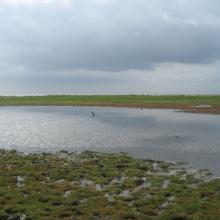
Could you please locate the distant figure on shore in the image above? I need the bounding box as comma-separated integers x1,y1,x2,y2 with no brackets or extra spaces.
91,111,95,118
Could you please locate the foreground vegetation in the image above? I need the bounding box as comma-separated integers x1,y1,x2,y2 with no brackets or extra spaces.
0,150,220,220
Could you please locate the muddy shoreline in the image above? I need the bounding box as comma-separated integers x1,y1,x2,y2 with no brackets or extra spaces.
1,103,220,114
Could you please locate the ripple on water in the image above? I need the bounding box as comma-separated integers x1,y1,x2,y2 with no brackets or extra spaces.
0,106,220,175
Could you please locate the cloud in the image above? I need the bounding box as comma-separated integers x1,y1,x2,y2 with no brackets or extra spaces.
0,0,220,94
1,61,220,95
1,0,220,72
0,0,71,7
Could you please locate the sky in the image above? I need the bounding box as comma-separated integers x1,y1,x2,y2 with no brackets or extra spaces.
0,0,220,95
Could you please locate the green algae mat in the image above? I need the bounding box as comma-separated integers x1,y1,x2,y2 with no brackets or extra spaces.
0,150,220,220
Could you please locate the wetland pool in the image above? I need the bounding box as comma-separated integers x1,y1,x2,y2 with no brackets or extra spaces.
0,106,220,175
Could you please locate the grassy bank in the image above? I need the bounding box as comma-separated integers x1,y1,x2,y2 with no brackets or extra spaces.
0,150,220,219
0,95,220,106
0,95,220,114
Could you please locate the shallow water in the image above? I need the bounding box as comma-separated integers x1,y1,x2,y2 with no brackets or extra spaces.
0,106,220,175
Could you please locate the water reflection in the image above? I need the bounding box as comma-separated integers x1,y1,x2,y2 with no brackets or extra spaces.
0,106,219,175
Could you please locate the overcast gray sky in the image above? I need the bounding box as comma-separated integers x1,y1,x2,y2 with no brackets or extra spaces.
0,0,220,95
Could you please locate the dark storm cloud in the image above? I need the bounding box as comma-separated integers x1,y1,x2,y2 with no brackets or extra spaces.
0,0,220,72
0,0,220,95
